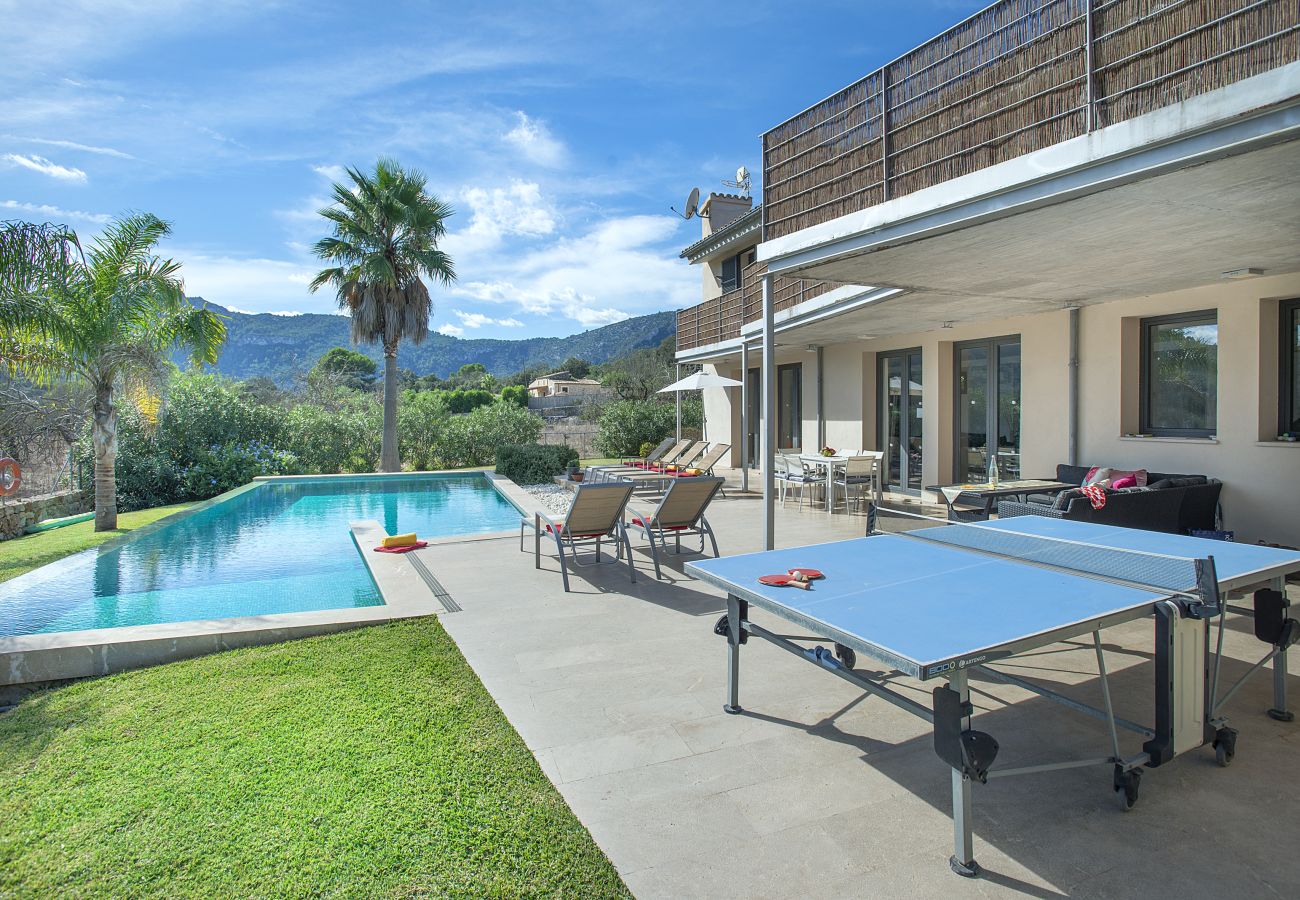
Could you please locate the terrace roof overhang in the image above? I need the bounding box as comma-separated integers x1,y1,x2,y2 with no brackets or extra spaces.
680,206,763,263
754,64,1300,343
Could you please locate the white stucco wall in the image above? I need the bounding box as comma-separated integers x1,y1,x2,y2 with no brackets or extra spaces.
695,272,1300,544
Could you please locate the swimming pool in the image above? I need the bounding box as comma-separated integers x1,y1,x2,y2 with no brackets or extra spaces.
0,474,521,637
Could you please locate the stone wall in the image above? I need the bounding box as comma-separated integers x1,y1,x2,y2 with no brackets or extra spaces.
0,490,91,541
539,420,600,458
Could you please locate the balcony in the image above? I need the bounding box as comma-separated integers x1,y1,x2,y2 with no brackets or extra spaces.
762,0,1300,241
676,261,836,352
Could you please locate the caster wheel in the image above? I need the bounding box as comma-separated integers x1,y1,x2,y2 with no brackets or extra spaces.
834,643,857,670
1113,766,1141,812
1213,726,1237,767
713,615,731,638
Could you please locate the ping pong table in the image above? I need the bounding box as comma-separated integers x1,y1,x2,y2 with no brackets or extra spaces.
686,516,1300,877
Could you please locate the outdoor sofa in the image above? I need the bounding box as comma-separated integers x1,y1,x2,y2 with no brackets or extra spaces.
996,464,1222,534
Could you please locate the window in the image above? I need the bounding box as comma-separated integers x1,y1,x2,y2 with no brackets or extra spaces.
719,249,754,293
1140,311,1218,437
1283,299,1300,436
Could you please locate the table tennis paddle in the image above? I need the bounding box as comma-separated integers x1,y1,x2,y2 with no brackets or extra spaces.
759,574,812,589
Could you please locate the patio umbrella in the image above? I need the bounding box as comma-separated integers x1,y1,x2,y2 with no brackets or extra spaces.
659,371,743,440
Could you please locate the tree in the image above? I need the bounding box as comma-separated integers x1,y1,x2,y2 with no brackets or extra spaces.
558,356,592,379
0,215,225,530
599,346,673,401
309,346,378,392
310,158,456,472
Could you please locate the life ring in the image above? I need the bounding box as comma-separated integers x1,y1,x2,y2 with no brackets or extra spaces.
0,458,20,497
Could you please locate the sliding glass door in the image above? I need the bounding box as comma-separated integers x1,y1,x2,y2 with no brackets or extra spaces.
879,349,923,492
747,363,803,459
955,337,1021,483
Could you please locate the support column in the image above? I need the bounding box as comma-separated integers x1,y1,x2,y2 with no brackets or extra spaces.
816,344,825,450
675,363,682,442
1068,306,1080,466
740,341,750,492
761,275,776,551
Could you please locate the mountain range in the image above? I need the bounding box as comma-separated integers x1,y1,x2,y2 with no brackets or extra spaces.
188,300,678,384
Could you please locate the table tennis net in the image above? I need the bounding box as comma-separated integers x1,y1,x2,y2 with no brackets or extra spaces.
896,518,1212,600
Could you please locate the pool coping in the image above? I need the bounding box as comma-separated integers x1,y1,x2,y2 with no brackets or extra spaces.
0,470,525,691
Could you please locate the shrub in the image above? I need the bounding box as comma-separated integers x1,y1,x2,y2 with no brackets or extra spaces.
398,390,451,470
594,399,702,457
444,388,495,414
431,401,542,469
281,397,382,474
500,384,528,408
495,444,578,485
638,441,654,458
78,372,299,509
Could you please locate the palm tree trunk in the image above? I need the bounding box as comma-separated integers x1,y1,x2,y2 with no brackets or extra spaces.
91,383,118,531
380,343,400,472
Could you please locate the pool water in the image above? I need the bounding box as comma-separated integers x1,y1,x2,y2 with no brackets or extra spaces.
0,475,521,637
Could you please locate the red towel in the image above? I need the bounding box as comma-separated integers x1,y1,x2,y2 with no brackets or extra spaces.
1079,484,1107,510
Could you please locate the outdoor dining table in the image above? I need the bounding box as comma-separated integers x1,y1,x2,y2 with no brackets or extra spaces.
798,454,848,517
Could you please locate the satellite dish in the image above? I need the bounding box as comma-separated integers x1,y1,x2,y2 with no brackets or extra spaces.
682,187,699,220
736,166,749,185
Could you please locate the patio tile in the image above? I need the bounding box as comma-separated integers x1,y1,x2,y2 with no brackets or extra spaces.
428,479,1300,896
549,723,697,783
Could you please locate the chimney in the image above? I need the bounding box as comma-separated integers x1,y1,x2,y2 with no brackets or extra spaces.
700,193,753,238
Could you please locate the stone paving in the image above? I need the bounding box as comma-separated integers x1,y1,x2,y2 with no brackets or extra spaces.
415,476,1300,899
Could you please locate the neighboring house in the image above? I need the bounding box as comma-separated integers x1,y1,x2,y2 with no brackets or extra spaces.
676,0,1300,545
526,372,605,398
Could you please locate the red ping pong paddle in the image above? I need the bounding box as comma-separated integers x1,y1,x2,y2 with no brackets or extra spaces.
759,574,811,589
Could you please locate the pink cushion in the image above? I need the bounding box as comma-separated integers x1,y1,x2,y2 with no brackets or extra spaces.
1111,475,1137,489
1085,466,1148,488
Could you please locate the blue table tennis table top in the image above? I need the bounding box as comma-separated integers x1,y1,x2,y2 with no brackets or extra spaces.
686,518,1300,679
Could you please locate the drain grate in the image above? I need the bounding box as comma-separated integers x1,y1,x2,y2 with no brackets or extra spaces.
407,554,462,613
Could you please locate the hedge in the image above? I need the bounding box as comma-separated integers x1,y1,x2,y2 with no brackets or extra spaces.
495,444,579,485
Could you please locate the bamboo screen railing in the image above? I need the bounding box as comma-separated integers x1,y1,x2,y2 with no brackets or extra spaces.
676,261,836,352
761,0,1299,241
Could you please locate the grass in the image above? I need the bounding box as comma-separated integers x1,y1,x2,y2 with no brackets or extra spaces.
0,503,193,585
0,619,630,898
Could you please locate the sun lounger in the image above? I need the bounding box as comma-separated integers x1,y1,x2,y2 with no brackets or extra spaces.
625,476,724,580
522,481,637,592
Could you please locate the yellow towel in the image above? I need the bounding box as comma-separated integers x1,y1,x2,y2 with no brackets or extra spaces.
382,532,419,548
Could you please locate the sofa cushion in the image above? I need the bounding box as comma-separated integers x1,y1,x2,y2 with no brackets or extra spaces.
1084,466,1148,488
1056,464,1092,486
1149,476,1208,490
1053,488,1084,510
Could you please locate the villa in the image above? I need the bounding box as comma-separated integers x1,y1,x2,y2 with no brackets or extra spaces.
675,0,1300,547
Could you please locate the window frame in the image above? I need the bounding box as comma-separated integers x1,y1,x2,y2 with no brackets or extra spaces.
1281,298,1300,436
1139,309,1219,438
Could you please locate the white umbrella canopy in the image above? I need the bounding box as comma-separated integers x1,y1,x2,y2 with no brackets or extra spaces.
661,370,743,442
658,371,743,393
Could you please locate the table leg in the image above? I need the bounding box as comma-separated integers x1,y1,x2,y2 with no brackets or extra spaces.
948,669,980,877
1268,576,1294,722
724,594,746,714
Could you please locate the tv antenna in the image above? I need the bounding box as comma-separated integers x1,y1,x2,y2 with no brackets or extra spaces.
671,186,701,220
722,166,751,196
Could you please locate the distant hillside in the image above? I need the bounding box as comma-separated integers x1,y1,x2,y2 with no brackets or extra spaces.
187,300,677,384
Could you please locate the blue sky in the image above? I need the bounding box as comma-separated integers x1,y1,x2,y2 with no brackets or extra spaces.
1,0,982,339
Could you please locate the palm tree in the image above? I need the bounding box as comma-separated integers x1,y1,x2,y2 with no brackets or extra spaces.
310,159,456,472
0,214,226,530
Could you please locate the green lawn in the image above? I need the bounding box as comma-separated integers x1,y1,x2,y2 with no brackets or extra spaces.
0,503,193,585
0,619,629,898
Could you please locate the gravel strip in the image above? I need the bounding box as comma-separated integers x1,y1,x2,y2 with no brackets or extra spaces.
518,483,573,516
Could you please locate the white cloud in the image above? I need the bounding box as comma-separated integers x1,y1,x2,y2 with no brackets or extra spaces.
0,199,109,223
311,163,347,182
437,323,464,337
2,154,87,182
165,249,327,314
453,180,556,253
24,137,132,159
453,310,525,328
572,307,631,327
449,213,695,327
503,112,566,168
